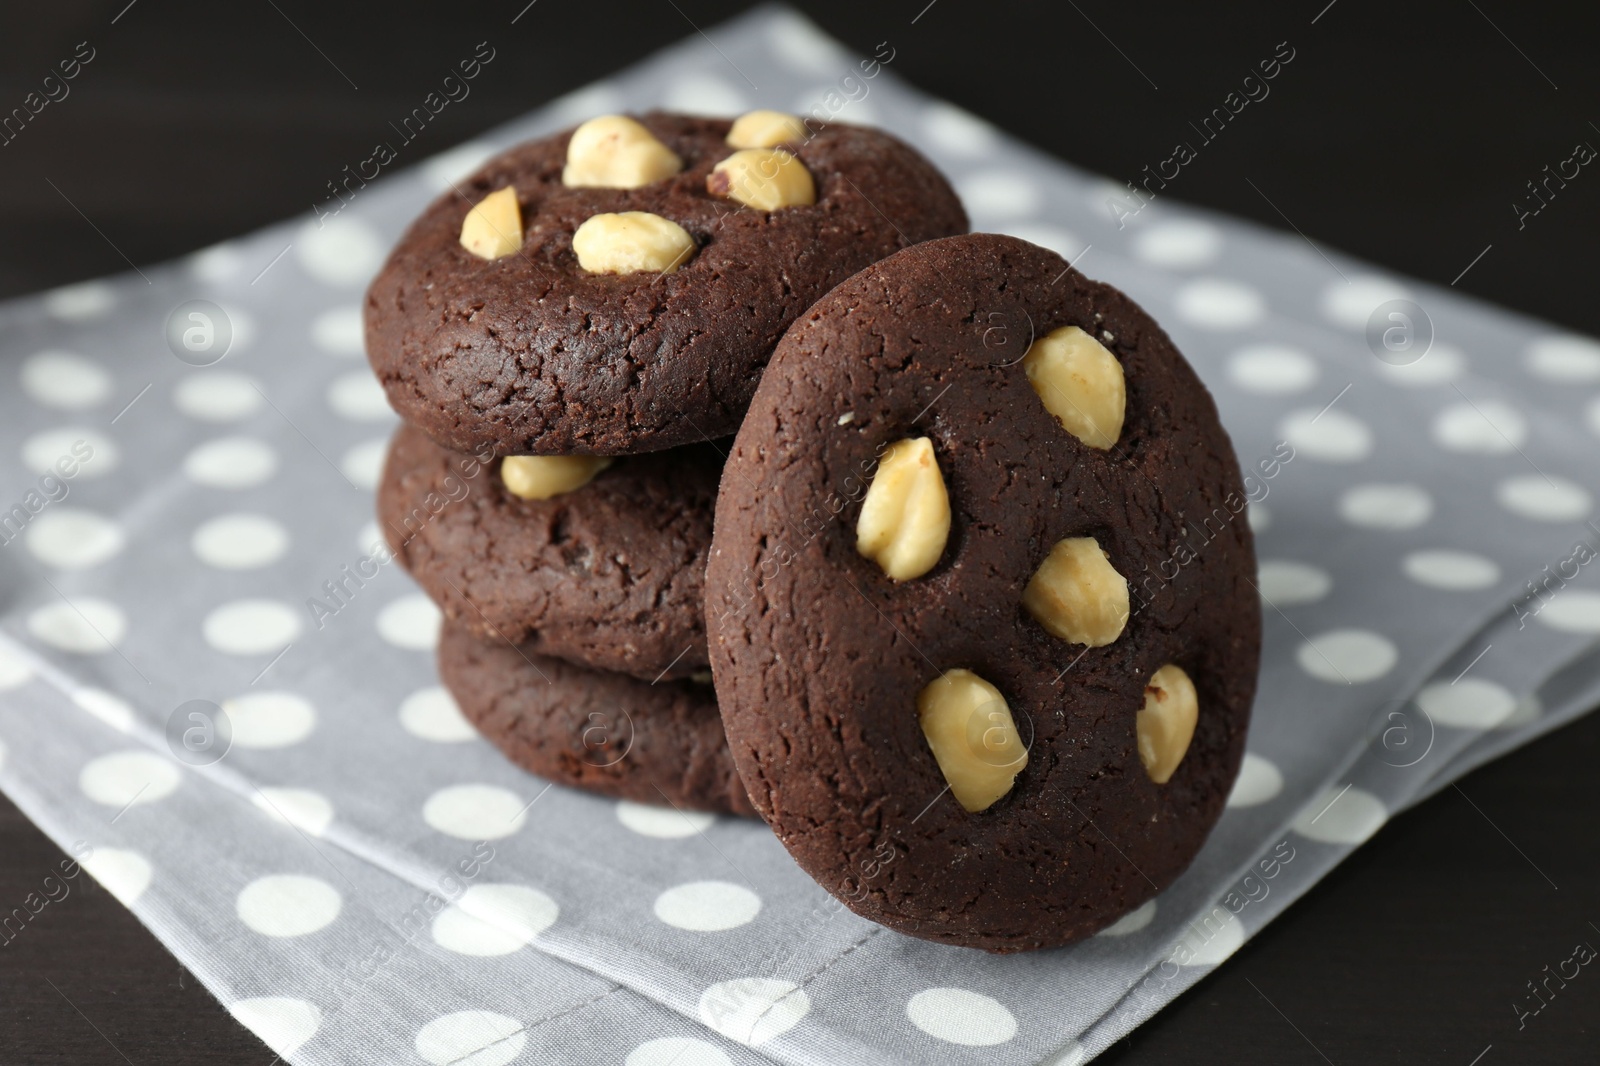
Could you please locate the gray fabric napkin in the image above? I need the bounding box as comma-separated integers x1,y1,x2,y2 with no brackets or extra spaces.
2,7,1597,1064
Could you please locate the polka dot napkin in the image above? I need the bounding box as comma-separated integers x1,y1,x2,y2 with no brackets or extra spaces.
3,8,1599,1065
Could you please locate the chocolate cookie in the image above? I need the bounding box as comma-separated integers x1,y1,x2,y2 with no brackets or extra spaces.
379,421,718,681
706,233,1261,952
438,623,754,817
365,110,968,455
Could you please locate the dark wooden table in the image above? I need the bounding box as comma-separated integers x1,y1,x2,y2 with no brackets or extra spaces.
2,1,1597,1061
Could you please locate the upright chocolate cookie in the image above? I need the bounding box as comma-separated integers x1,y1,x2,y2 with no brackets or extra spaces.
366,110,968,455
439,624,754,817
706,233,1261,952
379,422,717,681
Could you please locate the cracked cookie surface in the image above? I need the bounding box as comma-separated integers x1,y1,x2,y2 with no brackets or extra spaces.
365,112,968,455
706,233,1261,952
379,422,719,681
439,623,754,817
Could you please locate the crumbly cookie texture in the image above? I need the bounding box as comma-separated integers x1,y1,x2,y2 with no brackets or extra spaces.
439,624,755,817
706,233,1260,953
366,111,968,456
379,422,719,681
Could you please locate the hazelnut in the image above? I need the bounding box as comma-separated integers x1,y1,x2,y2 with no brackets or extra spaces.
919,668,1028,812
572,212,697,275
726,109,809,149
855,437,949,581
458,186,523,261
1022,536,1129,646
1137,664,1198,784
561,115,682,189
707,148,815,211
1022,325,1126,449
500,455,613,500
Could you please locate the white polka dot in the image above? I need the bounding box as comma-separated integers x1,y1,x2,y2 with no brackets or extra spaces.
1417,679,1517,730
907,988,1017,1046
424,784,527,839
26,509,124,570
80,751,180,807
23,428,117,478
252,788,335,836
1096,899,1156,936
341,437,387,490
0,645,33,690
203,599,301,655
1293,785,1386,844
1247,503,1270,533
698,979,810,1047
1297,629,1398,684
995,222,1085,263
28,598,127,653
1498,693,1542,731
1256,560,1331,605
663,74,746,114
185,437,278,489
401,687,477,742
766,11,847,73
75,688,134,731
1226,753,1284,808
1227,345,1318,394
295,217,384,287
921,102,997,157
1340,483,1432,529
422,141,497,193
22,350,112,410
617,800,713,838
1497,476,1592,522
1432,399,1526,454
378,594,441,651
1526,335,1600,382
416,1011,526,1066
80,847,153,907
1279,408,1372,462
224,691,316,748
174,372,263,422
1132,219,1222,269
654,881,761,932
44,281,115,321
237,874,341,937
431,884,559,956
357,520,383,555
1321,275,1410,330
627,1037,733,1066
1373,342,1465,386
1403,550,1500,590
1174,278,1264,330
327,371,393,421
189,242,246,283
959,171,1041,220
311,304,365,356
1536,590,1600,633
192,513,289,569
229,997,322,1059
1179,909,1244,966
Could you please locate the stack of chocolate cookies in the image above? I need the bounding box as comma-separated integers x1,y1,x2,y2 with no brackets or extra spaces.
367,110,968,819
368,109,1262,951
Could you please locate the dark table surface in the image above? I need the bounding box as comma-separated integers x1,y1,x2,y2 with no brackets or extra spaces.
1,1,1597,1062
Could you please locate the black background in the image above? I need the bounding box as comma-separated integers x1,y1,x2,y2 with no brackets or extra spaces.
2,1,1597,1062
